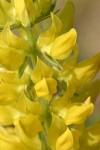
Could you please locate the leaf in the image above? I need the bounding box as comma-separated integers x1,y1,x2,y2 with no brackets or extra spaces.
59,0,75,34
43,53,63,70
18,57,28,79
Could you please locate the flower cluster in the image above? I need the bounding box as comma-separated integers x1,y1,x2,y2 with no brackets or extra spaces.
0,0,100,150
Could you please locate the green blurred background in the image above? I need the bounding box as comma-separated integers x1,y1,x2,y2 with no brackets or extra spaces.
57,0,100,123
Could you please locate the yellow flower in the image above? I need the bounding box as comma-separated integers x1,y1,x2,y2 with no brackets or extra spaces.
0,0,55,28
14,0,54,27
14,113,42,140
50,28,77,60
0,125,41,150
63,97,94,125
80,121,100,150
0,83,19,105
0,92,43,150
31,57,57,99
60,44,79,78
0,1,99,150
0,105,22,126
37,13,62,49
0,127,30,150
37,13,77,60
46,113,66,149
0,91,43,125
52,95,94,125
47,113,80,150
70,53,100,87
60,52,100,88
34,77,57,98
0,68,29,106
0,24,30,70
56,127,73,150
31,57,53,83
51,80,76,112
0,0,18,28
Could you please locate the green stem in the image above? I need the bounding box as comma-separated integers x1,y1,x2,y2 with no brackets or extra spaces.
22,27,37,66
23,28,36,54
43,52,63,70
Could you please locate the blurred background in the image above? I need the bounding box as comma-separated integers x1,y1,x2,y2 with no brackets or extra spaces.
57,0,100,122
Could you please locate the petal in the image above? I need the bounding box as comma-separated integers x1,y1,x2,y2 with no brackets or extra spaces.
71,129,80,149
56,127,73,150
37,13,62,51
70,53,100,87
0,24,29,51
31,57,53,83
0,83,19,105
14,113,42,139
59,0,75,33
14,114,42,149
63,97,94,125
80,121,100,150
0,24,29,70
12,91,43,115
0,47,25,70
0,105,22,126
0,129,29,150
34,78,57,97
50,28,77,60
60,44,79,79
52,80,75,113
0,0,17,27
0,126,41,150
14,0,30,26
0,69,29,85
47,113,66,149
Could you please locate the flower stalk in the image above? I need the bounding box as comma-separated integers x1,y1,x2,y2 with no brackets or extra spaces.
0,0,100,150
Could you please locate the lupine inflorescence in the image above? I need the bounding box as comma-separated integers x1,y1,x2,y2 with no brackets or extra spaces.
0,0,100,150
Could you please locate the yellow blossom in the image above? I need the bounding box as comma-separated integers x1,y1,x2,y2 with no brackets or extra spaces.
31,57,57,99
34,77,57,98
0,24,30,70
0,0,18,28
80,121,100,150
61,52,100,87
31,57,53,83
64,97,94,125
0,83,19,105
14,0,54,27
52,96,94,125
0,68,29,105
46,113,66,149
56,127,73,150
14,113,43,139
0,0,99,150
37,13,77,60
37,13,62,49
0,125,41,150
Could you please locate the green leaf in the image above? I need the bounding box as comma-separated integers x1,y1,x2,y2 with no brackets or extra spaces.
58,0,75,34
43,53,63,71
18,57,28,78
24,80,34,101
38,98,52,129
